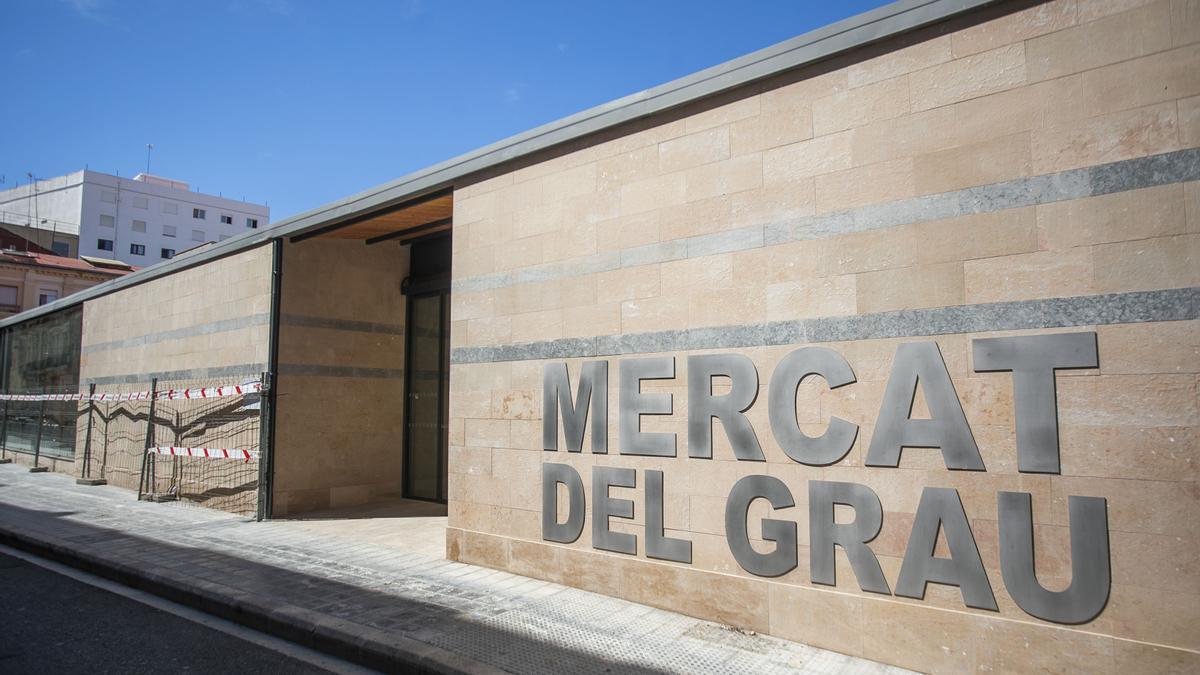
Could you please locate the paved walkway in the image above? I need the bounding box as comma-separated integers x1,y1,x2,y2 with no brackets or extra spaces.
280,497,449,559
0,465,911,674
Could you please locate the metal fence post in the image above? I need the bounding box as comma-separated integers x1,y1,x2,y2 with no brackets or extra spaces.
0,397,9,464
77,383,105,485
256,371,272,522
30,390,48,473
99,401,109,479
169,409,181,500
136,378,159,500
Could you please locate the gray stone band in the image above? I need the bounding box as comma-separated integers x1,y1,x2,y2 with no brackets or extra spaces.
450,287,1199,364
277,363,405,379
453,148,1200,293
82,314,271,355
281,314,405,336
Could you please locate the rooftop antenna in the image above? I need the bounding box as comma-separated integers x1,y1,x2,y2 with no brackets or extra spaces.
146,143,154,175
25,172,38,253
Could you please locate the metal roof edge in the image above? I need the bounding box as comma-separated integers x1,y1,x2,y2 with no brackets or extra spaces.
0,0,1002,331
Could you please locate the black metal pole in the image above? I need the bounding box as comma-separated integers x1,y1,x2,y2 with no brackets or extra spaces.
0,333,10,465
136,379,158,500
77,383,104,485
170,409,181,500
99,401,110,479
0,399,9,465
256,371,272,522
257,237,283,521
30,390,48,473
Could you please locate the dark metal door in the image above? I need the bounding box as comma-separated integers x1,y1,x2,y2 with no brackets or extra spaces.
402,289,449,502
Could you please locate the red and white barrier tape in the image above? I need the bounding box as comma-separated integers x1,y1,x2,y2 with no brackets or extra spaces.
158,383,263,400
0,381,263,402
147,447,260,462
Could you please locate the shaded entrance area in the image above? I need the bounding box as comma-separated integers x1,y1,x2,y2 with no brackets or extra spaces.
401,234,450,503
276,494,447,559
269,190,452,527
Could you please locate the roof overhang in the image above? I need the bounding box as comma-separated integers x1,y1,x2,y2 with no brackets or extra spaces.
289,188,453,245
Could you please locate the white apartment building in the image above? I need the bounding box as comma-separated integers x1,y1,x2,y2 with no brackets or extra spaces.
0,170,269,265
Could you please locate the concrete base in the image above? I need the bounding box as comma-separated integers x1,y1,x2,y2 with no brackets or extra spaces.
145,493,177,503
0,458,11,464
28,466,49,473
75,478,107,486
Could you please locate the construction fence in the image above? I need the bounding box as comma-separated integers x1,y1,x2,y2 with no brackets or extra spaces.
0,375,270,519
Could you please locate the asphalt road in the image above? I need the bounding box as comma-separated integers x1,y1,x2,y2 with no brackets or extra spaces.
0,549,346,674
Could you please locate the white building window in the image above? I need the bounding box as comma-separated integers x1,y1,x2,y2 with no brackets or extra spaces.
132,219,147,233
163,202,178,215
161,248,175,259
99,214,115,227
192,229,206,242
38,290,59,306
101,191,117,204
97,238,114,251
220,214,233,225
163,225,177,237
133,196,149,209
246,218,258,229
130,243,145,256
192,208,206,219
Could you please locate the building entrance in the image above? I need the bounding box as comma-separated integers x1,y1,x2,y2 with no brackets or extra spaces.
402,234,450,503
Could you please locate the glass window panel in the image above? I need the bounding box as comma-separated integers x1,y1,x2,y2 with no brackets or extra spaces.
2,306,82,459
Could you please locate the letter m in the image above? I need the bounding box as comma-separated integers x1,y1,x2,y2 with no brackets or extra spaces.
543,361,608,453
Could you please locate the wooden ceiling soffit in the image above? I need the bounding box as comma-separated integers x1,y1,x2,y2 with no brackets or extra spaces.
294,190,453,243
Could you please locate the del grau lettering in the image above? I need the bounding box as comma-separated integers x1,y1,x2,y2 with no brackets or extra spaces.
540,333,1111,626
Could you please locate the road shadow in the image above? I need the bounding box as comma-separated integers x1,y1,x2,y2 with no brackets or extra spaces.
0,501,674,675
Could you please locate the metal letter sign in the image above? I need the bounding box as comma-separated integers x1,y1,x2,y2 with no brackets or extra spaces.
866,342,984,470
688,354,764,461
973,333,1098,473
543,361,607,453
646,470,692,563
998,491,1110,623
593,466,637,555
896,487,997,610
542,463,584,543
538,332,1115,626
619,357,676,456
725,475,797,577
769,347,859,466
808,480,890,594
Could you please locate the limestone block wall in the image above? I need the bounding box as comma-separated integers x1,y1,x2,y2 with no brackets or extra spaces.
445,1,1200,672
77,244,273,492
271,237,408,516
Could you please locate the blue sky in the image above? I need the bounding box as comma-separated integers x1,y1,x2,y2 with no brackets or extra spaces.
2,0,887,221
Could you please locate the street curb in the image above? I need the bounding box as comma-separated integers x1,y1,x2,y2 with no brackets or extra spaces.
0,521,504,675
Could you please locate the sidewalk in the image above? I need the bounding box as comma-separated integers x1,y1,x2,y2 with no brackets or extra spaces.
0,465,910,674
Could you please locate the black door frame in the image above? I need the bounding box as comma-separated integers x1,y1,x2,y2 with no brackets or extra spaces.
401,286,449,503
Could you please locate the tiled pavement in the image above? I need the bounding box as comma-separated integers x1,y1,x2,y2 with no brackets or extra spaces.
0,465,912,674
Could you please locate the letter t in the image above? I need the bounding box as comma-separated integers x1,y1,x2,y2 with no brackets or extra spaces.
973,332,1098,474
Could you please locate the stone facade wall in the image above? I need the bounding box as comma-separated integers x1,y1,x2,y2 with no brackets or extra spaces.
445,1,1200,672
76,244,273,494
79,245,273,387
271,238,408,516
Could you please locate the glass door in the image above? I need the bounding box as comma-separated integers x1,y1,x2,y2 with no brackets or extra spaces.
402,290,449,502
